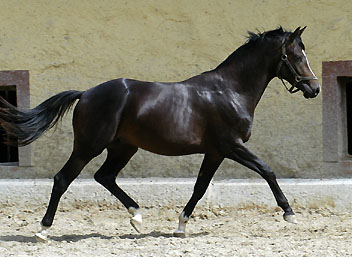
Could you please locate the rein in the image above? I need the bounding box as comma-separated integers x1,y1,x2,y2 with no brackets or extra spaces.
276,43,318,94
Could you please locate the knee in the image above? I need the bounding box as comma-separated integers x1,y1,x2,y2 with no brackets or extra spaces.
260,164,276,180
52,173,68,195
264,169,277,181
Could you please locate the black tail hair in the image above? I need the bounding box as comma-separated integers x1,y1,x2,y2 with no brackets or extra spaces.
0,90,83,146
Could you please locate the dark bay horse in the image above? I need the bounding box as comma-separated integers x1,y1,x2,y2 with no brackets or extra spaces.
0,26,320,240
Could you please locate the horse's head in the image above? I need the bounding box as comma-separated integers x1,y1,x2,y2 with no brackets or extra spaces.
276,26,320,98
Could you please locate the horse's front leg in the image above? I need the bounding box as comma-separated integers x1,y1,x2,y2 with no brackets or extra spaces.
174,153,223,237
224,140,297,223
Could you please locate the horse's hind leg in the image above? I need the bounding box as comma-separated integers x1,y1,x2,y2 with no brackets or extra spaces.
174,153,223,237
36,151,92,242
93,143,141,232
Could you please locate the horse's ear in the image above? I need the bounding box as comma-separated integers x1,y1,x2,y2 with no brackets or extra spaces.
299,26,307,36
287,26,303,44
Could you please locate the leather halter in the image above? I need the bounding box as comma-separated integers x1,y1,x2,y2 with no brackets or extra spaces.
276,43,318,93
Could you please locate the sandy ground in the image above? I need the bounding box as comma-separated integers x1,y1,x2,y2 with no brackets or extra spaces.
0,202,351,257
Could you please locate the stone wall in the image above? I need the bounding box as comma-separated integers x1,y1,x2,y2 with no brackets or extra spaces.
0,0,351,179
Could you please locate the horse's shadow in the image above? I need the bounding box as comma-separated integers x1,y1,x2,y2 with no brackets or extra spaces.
0,235,37,243
118,230,209,239
0,233,112,243
0,231,209,243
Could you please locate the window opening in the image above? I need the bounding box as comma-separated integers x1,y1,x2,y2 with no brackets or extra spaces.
0,86,19,164
347,82,352,155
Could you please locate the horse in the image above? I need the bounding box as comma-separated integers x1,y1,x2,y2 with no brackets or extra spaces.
0,26,320,241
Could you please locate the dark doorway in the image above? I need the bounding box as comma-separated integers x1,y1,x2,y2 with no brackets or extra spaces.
0,86,19,164
347,82,352,155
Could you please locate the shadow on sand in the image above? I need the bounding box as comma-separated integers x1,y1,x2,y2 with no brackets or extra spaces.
118,230,209,239
0,233,112,243
0,231,209,243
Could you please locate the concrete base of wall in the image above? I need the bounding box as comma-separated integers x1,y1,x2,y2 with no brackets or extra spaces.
1,179,351,212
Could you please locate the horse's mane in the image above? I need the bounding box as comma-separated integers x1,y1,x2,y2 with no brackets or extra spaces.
215,26,290,69
246,26,288,44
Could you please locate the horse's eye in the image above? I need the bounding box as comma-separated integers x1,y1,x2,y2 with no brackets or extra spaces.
295,56,304,62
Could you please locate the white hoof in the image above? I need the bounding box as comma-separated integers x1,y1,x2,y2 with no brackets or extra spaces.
283,214,298,224
173,211,188,238
35,225,49,242
35,232,48,242
128,207,142,233
173,229,186,238
130,216,142,233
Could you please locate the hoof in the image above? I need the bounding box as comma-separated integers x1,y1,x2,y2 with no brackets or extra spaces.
174,211,188,238
130,216,142,233
173,230,186,238
35,232,48,243
35,224,49,242
283,213,298,224
128,207,142,233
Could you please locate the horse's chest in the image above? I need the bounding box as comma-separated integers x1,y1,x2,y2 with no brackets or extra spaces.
219,100,253,140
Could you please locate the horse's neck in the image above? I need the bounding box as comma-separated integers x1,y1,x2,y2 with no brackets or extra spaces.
215,46,278,110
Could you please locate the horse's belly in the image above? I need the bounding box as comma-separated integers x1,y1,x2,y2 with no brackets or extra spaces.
140,143,203,156
120,128,204,156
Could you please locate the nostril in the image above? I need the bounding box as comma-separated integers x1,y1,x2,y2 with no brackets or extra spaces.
315,86,320,95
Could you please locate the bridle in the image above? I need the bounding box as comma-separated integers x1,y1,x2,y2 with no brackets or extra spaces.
276,42,318,94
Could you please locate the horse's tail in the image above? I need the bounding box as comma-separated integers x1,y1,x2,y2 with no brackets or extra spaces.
0,90,83,147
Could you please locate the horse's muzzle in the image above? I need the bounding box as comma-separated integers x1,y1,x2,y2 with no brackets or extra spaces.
300,82,320,99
